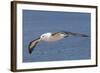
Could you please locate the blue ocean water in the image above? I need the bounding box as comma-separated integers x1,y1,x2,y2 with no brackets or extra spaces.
23,10,91,62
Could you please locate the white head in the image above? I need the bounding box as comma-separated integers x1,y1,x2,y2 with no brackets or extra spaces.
40,32,52,41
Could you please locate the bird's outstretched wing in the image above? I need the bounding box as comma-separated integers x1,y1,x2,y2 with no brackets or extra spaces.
28,38,40,54
62,31,88,37
52,31,88,37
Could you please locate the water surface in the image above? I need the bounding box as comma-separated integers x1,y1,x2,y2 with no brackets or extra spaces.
23,10,91,62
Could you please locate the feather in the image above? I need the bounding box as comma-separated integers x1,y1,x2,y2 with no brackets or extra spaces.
28,38,40,54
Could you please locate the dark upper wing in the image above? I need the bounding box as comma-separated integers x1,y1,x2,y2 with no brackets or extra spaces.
28,38,40,54
62,31,88,37
52,31,88,37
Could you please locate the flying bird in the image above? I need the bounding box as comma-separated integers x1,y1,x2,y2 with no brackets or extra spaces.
28,31,88,54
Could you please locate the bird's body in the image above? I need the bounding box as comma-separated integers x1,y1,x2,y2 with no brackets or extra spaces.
28,31,88,54
40,32,66,42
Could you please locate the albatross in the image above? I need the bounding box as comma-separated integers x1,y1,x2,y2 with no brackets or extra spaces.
28,31,88,54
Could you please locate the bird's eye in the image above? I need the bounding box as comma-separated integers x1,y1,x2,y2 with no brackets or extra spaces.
42,36,44,37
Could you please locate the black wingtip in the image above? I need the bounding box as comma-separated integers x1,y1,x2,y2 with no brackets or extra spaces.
81,34,89,37
29,48,32,54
